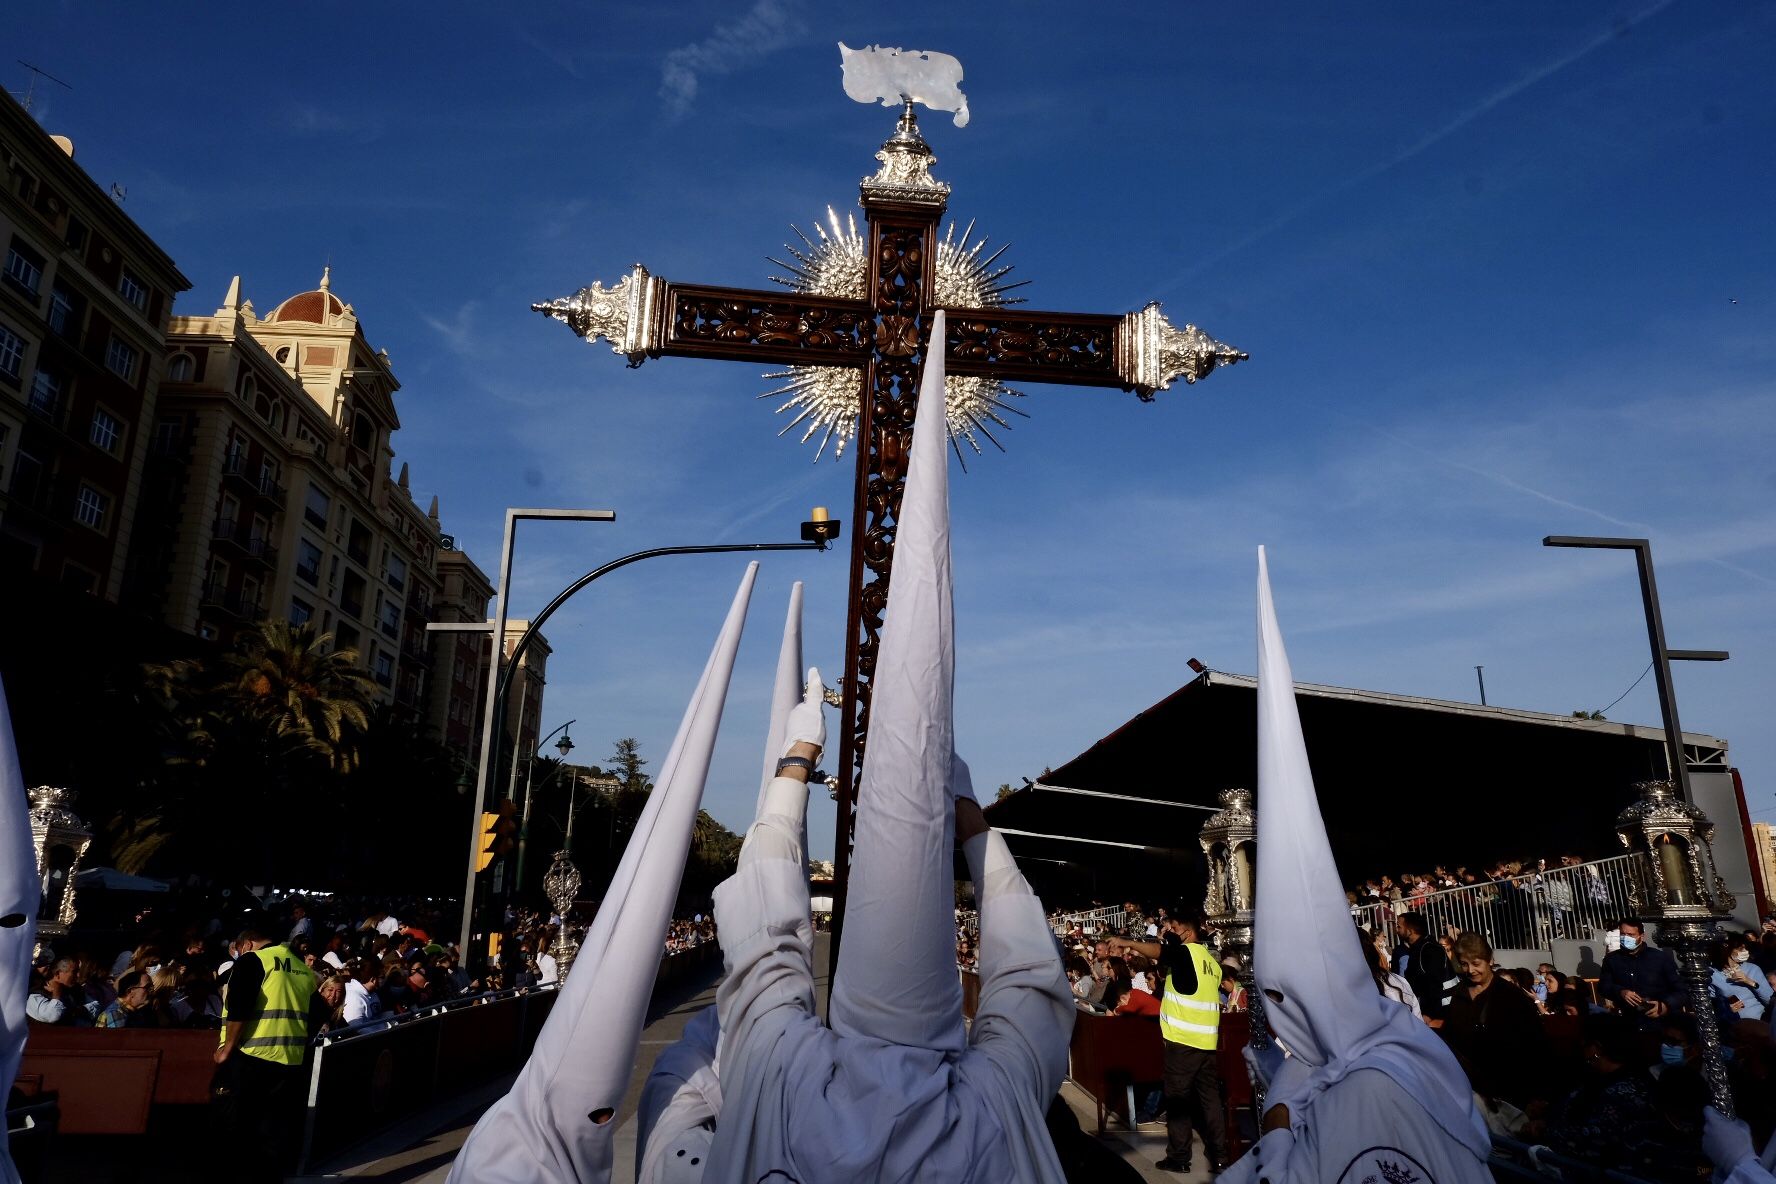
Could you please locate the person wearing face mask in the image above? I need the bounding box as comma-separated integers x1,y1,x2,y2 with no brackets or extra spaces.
1715,936,1774,1024
1599,919,1684,1030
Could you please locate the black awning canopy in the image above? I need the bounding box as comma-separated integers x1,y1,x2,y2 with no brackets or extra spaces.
986,671,1723,900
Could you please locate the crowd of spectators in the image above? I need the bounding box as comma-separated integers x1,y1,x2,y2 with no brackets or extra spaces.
22,890,718,1040
1033,894,1776,1180
1346,853,1624,948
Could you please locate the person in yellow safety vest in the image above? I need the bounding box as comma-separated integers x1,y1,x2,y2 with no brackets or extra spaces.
1112,912,1229,1175
212,925,323,1182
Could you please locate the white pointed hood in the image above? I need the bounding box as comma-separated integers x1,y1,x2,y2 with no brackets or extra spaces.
0,679,38,1184
1252,547,1488,1161
756,582,804,815
829,310,963,1051
450,563,759,1184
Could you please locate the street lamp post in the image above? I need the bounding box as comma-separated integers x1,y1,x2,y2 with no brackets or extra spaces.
1542,536,1729,805
515,723,575,893
431,509,842,963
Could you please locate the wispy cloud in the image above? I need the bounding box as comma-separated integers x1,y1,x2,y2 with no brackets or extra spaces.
283,104,386,143
1143,0,1680,300
659,0,806,121
419,300,489,363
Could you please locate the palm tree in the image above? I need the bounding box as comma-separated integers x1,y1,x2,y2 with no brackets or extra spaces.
222,619,376,769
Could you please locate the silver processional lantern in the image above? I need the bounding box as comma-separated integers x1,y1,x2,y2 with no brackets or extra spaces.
1615,778,1737,1116
29,786,92,948
1199,786,1256,956
542,849,583,982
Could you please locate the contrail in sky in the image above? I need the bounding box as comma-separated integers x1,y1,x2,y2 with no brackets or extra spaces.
1143,0,1679,300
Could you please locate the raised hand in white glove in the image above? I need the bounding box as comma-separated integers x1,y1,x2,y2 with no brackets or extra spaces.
949,751,977,804
1704,1106,1757,1174
782,667,826,757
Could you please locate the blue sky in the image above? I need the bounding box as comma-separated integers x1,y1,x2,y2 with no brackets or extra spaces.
14,2,1774,860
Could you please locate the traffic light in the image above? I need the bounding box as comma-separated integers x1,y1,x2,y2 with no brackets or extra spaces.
477,800,518,872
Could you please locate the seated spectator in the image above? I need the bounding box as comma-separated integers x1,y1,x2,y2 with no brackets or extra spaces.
1064,956,1104,1006
1714,935,1773,1024
1442,931,1552,1112
25,968,66,1025
1534,1014,1662,1171
149,966,189,1026
1219,971,1247,1013
343,959,382,1027
97,971,160,1029
1599,919,1683,1030
1113,983,1161,1018
1356,923,1421,1019
1541,969,1582,1017
31,958,91,1026
315,973,350,1032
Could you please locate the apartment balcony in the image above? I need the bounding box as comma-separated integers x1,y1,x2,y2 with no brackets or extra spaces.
24,388,66,431
400,636,434,666
199,581,267,623
221,455,287,505
210,518,278,568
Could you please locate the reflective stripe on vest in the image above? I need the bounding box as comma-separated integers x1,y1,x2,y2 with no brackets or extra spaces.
220,944,316,1066
1159,943,1222,1050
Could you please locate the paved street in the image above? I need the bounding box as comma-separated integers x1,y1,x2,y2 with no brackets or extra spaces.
291,934,1212,1184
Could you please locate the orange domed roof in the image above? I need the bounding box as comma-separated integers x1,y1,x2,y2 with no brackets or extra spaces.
264,267,348,324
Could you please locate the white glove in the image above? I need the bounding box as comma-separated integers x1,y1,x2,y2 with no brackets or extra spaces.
781,667,826,757
1704,1106,1757,1174
949,751,977,804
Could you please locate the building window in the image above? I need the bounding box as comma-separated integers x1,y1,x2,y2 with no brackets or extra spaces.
350,411,374,452
63,217,88,253
152,416,183,457
385,552,407,591
47,286,76,337
379,598,401,639
0,324,23,379
304,484,330,530
166,353,194,383
295,538,323,586
89,408,122,454
290,597,314,628
74,484,109,531
60,563,97,595
104,336,139,383
117,270,148,311
337,623,361,654
4,239,43,297
0,422,8,486
28,371,60,418
373,650,395,686
346,519,370,566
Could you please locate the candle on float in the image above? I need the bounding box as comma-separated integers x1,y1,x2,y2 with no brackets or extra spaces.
1656,834,1695,905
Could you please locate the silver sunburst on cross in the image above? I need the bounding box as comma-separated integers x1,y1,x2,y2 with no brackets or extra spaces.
762,206,1031,467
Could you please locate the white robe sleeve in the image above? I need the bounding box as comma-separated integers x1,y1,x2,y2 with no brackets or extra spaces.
960,831,1072,1106
951,829,1072,1184
713,776,816,1074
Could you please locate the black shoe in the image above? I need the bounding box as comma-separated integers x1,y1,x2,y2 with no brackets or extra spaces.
1155,1157,1191,1173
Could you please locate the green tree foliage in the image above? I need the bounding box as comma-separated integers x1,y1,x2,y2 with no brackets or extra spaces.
114,621,462,890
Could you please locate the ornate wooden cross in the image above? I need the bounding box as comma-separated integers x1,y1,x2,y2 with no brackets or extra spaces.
534,102,1245,957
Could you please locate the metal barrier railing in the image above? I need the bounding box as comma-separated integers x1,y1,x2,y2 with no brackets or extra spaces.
1354,853,1649,952
1052,905,1133,935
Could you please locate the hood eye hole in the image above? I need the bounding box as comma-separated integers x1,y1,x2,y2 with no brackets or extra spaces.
1263,988,1285,1003
588,1107,614,1125
0,914,25,929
